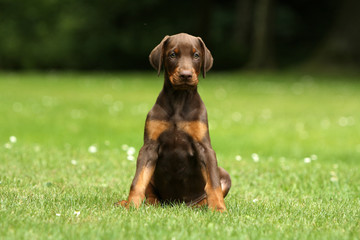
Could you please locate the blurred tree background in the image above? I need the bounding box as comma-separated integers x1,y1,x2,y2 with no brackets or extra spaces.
0,0,359,71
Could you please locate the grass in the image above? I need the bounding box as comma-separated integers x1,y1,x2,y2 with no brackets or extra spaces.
0,71,359,239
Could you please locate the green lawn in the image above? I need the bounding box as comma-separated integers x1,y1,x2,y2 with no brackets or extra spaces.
0,72,359,239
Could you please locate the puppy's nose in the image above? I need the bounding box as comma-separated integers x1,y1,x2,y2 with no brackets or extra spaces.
179,70,193,81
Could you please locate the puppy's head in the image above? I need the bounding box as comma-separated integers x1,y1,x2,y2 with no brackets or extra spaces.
149,33,213,90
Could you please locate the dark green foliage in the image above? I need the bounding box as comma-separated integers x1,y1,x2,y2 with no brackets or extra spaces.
0,0,347,70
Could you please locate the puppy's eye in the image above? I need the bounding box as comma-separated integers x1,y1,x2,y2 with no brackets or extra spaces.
169,52,176,58
194,52,200,59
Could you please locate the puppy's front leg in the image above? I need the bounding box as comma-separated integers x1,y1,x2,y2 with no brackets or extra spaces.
194,143,226,212
119,142,159,208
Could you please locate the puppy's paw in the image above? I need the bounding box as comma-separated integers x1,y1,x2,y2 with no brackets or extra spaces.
114,200,129,208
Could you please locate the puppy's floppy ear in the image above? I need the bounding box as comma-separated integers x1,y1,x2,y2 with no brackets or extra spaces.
149,35,170,76
198,37,213,78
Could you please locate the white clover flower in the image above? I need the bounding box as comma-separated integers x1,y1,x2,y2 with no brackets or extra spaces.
34,145,41,152
74,210,80,217
251,153,259,162
330,171,338,182
252,199,259,203
235,155,242,161
71,160,77,165
304,157,311,163
232,112,242,122
338,117,348,127
56,213,61,217
88,145,97,153
9,136,17,143
127,147,136,156
121,144,129,151
127,155,135,161
4,143,12,149
330,176,338,182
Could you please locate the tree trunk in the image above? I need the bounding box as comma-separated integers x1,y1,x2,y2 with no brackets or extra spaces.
309,0,360,69
247,0,275,69
233,0,253,49
198,0,213,43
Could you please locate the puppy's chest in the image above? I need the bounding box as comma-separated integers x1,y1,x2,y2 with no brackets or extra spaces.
155,122,199,178
146,120,208,143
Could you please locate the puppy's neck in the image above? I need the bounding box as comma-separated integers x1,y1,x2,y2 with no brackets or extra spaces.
157,74,200,116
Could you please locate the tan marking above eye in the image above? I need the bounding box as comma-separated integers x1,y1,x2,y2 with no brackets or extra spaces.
192,48,196,53
146,120,170,140
178,121,208,142
174,48,179,54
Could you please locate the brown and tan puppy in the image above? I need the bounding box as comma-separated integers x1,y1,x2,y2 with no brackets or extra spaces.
115,33,231,212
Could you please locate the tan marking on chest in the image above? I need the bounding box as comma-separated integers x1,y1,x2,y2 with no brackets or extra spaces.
146,120,170,140
179,121,208,142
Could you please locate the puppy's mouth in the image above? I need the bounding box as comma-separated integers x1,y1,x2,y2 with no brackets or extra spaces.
169,71,199,90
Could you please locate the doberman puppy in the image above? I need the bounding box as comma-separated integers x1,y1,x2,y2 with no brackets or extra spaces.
115,33,231,212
